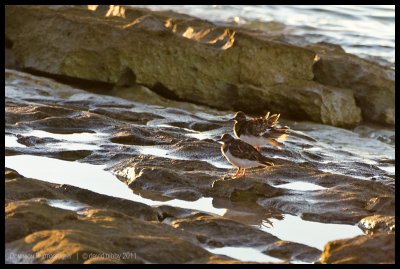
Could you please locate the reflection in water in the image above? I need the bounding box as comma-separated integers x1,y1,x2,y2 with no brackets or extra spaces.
377,166,395,174
5,135,26,148
5,154,366,259
25,130,107,142
5,155,226,216
6,130,106,151
259,214,364,250
136,146,176,159
47,199,89,213
221,205,284,229
204,246,283,263
44,142,100,150
136,145,232,169
217,199,363,251
274,182,327,191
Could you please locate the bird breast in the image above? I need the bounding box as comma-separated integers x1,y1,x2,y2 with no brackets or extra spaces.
239,134,268,147
223,150,262,168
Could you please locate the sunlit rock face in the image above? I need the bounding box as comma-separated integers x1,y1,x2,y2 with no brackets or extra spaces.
310,42,395,125
6,5,396,126
4,5,395,264
320,233,395,264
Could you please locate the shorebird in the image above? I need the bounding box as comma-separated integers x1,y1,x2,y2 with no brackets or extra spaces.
217,133,274,177
232,111,290,150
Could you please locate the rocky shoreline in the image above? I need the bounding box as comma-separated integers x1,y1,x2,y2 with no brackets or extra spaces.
5,5,394,127
5,5,395,264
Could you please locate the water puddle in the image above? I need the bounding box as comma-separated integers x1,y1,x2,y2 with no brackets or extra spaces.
186,132,214,140
6,130,107,151
258,214,364,250
274,182,327,191
377,166,395,174
5,154,366,262
204,246,283,263
136,145,232,169
25,130,107,142
46,142,101,150
46,199,89,213
136,146,185,160
5,155,226,216
5,135,27,148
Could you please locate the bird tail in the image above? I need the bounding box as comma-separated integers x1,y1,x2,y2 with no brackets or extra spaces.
269,126,290,140
264,112,280,127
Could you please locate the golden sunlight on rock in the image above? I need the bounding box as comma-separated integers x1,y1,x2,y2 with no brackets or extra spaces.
164,18,173,28
4,5,395,264
87,5,98,11
221,31,235,50
182,27,212,41
105,5,125,18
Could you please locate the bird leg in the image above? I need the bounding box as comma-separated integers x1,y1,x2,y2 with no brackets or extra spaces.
241,168,247,176
229,168,241,177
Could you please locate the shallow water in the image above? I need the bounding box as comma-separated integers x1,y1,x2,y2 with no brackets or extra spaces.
5,135,26,148
46,199,89,213
259,214,364,250
134,5,395,65
274,182,327,191
5,154,365,257
4,68,394,263
5,155,227,216
26,130,107,142
136,145,232,169
6,130,107,151
204,246,283,263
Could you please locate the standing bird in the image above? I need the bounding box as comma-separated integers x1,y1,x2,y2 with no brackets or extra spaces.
232,111,290,151
217,134,274,177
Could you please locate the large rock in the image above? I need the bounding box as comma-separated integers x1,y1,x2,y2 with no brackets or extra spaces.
5,5,366,127
357,215,395,234
320,233,395,264
5,204,213,264
4,169,237,264
311,42,395,125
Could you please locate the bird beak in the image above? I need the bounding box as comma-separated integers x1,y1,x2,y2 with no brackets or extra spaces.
216,138,223,143
229,117,236,122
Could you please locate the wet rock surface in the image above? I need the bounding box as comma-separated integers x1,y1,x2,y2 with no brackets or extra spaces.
5,68,395,264
357,215,395,234
5,168,314,264
310,42,395,125
5,2,397,255
5,5,394,126
320,233,395,264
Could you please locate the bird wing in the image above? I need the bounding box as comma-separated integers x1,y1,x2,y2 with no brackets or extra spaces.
248,113,280,135
229,139,264,162
233,120,246,137
264,113,280,127
261,125,290,139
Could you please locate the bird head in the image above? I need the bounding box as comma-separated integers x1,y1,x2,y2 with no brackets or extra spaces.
231,111,246,122
216,133,234,144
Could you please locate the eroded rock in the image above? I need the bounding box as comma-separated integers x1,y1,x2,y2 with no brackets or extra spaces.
357,215,395,234
5,68,395,264
320,233,395,264
311,42,395,125
5,5,390,126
